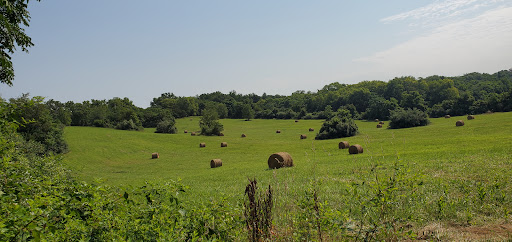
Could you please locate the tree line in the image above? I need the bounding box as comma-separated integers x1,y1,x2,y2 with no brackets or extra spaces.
32,70,511,131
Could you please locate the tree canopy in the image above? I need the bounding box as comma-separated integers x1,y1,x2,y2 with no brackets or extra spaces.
1,0,40,85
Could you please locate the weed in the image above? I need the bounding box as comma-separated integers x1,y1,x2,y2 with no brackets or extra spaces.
243,178,273,241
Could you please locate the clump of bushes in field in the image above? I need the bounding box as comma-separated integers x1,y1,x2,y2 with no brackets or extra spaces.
200,108,224,136
388,108,430,129
116,119,143,131
155,117,178,134
315,110,358,140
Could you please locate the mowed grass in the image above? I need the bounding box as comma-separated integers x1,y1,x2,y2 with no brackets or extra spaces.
64,113,512,208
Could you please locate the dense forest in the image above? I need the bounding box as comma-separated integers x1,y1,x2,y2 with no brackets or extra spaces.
35,70,512,131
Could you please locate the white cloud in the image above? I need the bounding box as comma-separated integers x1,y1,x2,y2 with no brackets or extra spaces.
357,6,512,78
381,0,505,27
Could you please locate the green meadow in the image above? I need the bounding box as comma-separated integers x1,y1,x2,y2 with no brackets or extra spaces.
64,112,512,239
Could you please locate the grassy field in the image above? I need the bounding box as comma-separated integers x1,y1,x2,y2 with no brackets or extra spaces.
64,112,512,239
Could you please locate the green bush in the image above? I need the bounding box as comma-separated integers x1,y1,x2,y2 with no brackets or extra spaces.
7,95,68,155
155,118,178,134
93,119,109,127
115,119,143,131
315,110,358,140
389,108,430,129
200,108,224,136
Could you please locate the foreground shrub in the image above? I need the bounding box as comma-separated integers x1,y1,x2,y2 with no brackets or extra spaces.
155,118,178,134
315,110,358,140
389,108,429,129
0,128,240,241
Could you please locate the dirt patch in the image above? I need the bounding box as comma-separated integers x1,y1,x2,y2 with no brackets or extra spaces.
416,223,512,241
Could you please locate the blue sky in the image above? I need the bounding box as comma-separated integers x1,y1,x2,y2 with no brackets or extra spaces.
2,0,511,107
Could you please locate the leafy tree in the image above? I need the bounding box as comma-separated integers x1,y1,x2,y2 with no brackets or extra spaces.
428,99,455,118
318,105,333,119
140,107,173,128
8,94,68,155
362,96,398,120
242,104,254,121
400,91,426,111
451,92,474,115
426,78,460,105
315,110,358,140
176,97,198,117
347,88,372,113
67,101,91,126
89,99,108,127
202,102,228,119
155,117,178,134
115,118,142,131
389,108,429,129
150,92,177,107
199,108,223,136
46,99,71,125
297,107,307,119
1,0,40,85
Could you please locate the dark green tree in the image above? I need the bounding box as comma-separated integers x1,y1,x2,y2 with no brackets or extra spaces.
1,0,40,85
315,110,358,140
46,99,71,126
8,94,68,155
362,96,398,120
389,108,429,129
140,107,173,128
241,103,254,121
320,105,333,119
155,117,178,134
199,108,223,136
400,91,426,111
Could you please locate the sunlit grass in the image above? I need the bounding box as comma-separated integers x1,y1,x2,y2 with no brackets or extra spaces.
64,112,512,230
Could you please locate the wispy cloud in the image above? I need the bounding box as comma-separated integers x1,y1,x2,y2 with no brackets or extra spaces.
381,0,506,27
357,6,512,79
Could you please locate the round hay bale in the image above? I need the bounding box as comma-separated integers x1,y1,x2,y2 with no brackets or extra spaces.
268,152,293,169
349,144,363,154
210,159,222,168
218,133,224,136
276,130,281,133
221,142,228,147
184,130,188,133
375,119,379,122
309,128,314,132
199,143,206,148
445,115,451,118
241,133,246,138
191,132,196,136
339,141,349,149
151,152,159,159
379,121,384,124
300,134,307,139
295,120,299,123
456,120,465,126
467,115,475,120
377,124,382,128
